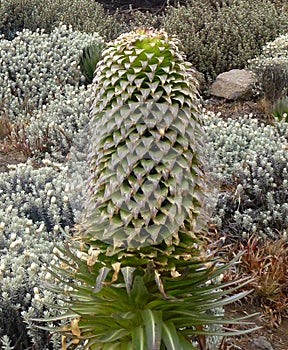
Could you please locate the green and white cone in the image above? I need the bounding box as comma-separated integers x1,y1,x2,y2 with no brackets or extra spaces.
82,29,207,249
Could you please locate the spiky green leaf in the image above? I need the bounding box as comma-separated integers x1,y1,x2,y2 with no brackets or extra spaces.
141,309,162,350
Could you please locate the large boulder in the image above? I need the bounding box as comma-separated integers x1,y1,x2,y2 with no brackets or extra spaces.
210,69,257,100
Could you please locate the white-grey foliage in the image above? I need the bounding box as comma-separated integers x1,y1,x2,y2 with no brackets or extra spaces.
248,33,288,101
204,110,288,240
0,24,99,159
163,0,288,81
0,23,96,343
0,161,75,348
0,24,102,124
0,0,126,41
249,33,288,69
11,85,92,159
0,335,14,350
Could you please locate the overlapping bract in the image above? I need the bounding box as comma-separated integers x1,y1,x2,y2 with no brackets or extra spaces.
82,29,207,248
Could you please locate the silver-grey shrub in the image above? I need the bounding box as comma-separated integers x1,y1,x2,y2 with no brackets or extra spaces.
0,25,101,123
249,33,288,105
11,85,91,159
0,161,77,349
163,0,288,82
0,25,100,159
0,0,125,41
204,111,288,241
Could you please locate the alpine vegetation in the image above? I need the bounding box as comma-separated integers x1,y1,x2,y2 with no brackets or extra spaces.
249,33,288,106
0,162,75,348
0,25,102,158
204,111,288,241
0,0,125,41
11,85,92,159
37,29,256,350
0,25,102,124
163,0,288,81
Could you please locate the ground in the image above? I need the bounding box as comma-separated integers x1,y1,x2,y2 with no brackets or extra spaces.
222,304,288,350
97,0,173,12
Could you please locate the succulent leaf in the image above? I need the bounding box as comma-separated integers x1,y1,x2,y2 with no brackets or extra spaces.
80,42,105,84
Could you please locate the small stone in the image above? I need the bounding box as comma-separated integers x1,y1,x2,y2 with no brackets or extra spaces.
210,69,257,100
252,336,274,350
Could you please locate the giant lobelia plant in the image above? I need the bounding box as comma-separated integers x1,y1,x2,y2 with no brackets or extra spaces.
37,29,257,349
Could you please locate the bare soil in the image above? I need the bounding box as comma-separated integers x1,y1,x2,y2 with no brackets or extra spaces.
97,0,174,12
0,141,27,172
222,303,288,350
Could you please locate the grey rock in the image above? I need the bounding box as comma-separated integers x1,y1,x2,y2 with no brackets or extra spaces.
210,69,257,100
252,336,274,350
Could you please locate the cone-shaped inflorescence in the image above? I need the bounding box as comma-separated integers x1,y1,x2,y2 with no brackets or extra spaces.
82,28,207,249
